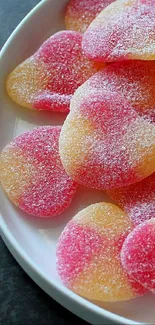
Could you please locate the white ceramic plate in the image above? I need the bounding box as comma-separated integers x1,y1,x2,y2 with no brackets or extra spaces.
0,1,155,324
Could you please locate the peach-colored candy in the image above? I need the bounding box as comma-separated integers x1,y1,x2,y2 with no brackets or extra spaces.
60,91,155,190
121,218,155,293
82,0,155,62
57,202,146,302
7,31,103,113
72,61,155,122
0,126,77,217
65,0,114,33
108,173,155,226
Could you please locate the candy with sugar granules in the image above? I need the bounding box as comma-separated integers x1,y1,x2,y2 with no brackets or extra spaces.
82,0,155,62
60,91,155,190
57,202,146,302
108,173,155,226
72,61,155,122
7,31,103,113
121,218,155,293
65,0,114,33
0,126,77,217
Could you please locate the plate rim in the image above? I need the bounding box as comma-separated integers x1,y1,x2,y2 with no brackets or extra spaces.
0,1,143,324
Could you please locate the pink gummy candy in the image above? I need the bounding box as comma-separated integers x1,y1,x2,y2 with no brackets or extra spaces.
57,202,146,302
82,0,155,62
108,173,155,226
7,31,103,113
60,91,155,190
65,0,114,33
0,126,77,217
121,218,155,293
72,61,155,123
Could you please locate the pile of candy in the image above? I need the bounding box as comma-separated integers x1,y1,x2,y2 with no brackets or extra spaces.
0,0,155,303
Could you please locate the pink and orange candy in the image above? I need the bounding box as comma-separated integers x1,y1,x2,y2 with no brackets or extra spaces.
108,173,155,226
65,0,114,33
121,218,155,293
57,202,146,302
73,61,155,122
6,31,103,113
0,126,77,217
72,61,155,123
60,91,155,190
82,0,155,62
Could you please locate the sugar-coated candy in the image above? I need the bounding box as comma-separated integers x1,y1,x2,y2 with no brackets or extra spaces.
0,126,77,217
72,61,155,122
57,202,146,302
60,91,155,190
65,0,114,33
121,218,155,293
82,0,155,62
7,31,103,113
108,173,155,226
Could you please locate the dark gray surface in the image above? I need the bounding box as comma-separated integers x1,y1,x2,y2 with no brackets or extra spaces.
0,1,87,324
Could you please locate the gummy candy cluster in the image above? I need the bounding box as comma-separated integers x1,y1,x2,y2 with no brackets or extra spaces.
1,0,155,303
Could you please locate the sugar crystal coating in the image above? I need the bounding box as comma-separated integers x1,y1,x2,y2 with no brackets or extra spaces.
0,126,77,217
72,61,155,122
57,202,146,302
6,31,103,112
65,0,114,33
60,91,155,190
121,218,155,293
82,0,155,62
108,173,155,226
